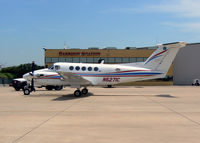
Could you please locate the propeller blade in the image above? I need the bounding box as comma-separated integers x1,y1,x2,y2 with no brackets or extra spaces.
31,78,35,92
29,72,33,76
31,61,35,91
32,61,35,74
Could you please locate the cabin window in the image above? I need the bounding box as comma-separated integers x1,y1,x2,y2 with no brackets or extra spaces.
75,66,80,71
69,66,74,70
88,67,92,71
82,67,86,71
94,67,99,71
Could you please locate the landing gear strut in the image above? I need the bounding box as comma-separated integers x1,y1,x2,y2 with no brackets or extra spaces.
73,88,88,97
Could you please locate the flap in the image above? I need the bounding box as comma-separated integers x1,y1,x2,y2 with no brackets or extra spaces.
58,71,91,86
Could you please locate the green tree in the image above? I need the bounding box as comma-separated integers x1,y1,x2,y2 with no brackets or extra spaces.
0,63,44,79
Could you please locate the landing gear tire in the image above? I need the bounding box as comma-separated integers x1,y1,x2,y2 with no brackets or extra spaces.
55,86,63,91
81,88,88,95
74,90,82,97
46,86,53,90
14,87,20,91
23,89,30,95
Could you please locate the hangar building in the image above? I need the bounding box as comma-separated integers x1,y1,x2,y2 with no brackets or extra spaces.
173,43,200,85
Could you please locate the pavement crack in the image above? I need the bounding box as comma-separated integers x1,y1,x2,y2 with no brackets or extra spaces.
12,99,82,143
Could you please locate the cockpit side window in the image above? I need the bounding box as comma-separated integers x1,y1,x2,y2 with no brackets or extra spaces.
55,65,60,70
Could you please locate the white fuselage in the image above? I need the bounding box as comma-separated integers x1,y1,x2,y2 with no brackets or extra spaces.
25,62,164,87
24,63,165,86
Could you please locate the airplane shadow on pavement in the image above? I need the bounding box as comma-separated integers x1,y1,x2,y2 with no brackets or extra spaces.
52,92,93,101
52,94,176,100
29,93,176,101
93,94,176,98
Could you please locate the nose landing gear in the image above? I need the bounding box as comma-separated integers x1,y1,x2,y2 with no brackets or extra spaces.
23,85,35,95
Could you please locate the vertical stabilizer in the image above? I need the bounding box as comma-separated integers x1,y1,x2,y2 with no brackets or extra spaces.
144,42,187,75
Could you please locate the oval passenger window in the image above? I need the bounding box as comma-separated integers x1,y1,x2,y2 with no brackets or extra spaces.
69,66,74,70
94,67,98,71
88,67,92,71
82,67,86,71
75,66,80,71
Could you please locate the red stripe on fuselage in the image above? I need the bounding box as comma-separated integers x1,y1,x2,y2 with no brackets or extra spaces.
81,74,154,77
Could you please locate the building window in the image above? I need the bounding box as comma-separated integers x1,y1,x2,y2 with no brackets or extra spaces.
52,58,59,63
80,58,87,63
69,66,74,70
122,58,130,63
93,58,99,63
87,58,93,63
130,58,136,62
82,66,86,71
137,57,144,62
88,67,92,71
59,58,65,62
115,58,122,63
66,58,73,62
75,66,80,71
45,58,52,63
108,58,115,63
94,67,99,71
103,58,108,63
73,58,80,63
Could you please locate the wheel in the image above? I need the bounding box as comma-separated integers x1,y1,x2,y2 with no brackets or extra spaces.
81,88,88,95
23,89,30,95
74,90,82,97
46,86,53,90
107,85,112,88
54,86,63,91
14,87,20,91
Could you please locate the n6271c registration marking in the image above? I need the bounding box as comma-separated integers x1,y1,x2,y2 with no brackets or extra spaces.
103,77,120,82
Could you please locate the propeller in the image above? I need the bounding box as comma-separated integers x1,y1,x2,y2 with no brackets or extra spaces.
31,61,35,92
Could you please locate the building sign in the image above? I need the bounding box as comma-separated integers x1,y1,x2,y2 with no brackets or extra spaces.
59,51,101,56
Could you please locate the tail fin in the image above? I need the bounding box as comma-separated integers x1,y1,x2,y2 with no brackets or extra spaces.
144,42,187,73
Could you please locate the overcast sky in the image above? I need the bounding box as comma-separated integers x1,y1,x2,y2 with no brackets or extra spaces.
0,0,200,66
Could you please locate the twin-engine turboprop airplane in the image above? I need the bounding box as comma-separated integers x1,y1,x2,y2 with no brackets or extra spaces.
23,42,187,97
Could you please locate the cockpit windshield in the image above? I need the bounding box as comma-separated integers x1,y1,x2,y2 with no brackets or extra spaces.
48,64,60,71
48,65,54,70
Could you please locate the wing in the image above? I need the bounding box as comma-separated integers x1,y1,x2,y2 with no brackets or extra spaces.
58,71,92,87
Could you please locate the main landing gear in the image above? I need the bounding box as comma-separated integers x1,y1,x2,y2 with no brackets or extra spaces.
74,88,88,97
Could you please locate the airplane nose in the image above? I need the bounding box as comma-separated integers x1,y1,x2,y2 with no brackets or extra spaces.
23,73,31,81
